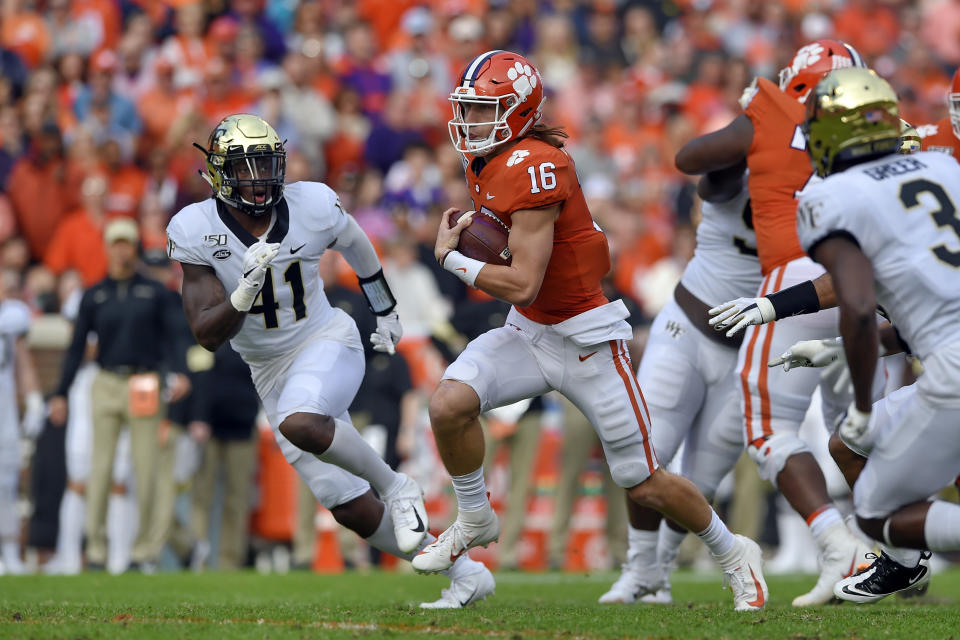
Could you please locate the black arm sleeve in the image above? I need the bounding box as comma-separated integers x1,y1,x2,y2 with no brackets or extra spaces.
55,290,95,397
766,280,821,319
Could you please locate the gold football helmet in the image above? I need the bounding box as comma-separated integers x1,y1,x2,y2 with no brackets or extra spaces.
804,68,900,178
195,114,286,217
899,118,921,154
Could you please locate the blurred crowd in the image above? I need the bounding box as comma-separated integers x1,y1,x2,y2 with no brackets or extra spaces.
2,0,960,573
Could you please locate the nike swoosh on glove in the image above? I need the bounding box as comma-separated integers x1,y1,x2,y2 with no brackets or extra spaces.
708,297,775,337
370,311,402,355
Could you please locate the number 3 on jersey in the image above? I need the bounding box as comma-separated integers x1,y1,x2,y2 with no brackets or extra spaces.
528,162,556,194
249,261,307,329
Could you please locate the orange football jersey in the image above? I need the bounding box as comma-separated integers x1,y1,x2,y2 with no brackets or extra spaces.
918,116,960,159
464,138,609,324
742,77,812,275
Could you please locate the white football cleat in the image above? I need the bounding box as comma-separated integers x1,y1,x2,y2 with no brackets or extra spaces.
419,566,496,609
639,584,674,604
382,474,428,554
598,560,667,604
412,507,500,574
717,535,768,611
792,522,872,607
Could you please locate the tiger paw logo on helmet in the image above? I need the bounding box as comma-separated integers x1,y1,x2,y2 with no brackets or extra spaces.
788,43,825,77
506,62,538,101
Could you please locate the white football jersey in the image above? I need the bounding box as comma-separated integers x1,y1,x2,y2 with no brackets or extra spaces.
0,299,30,433
166,181,350,362
797,151,960,360
680,182,764,307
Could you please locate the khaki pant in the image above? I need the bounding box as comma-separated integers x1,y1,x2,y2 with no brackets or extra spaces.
483,410,542,568
191,433,257,569
86,370,165,564
548,396,627,568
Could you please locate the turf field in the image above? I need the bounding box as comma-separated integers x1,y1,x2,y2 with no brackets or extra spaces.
2,568,959,639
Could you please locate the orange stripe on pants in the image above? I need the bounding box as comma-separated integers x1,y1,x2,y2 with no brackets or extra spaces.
609,340,656,474
741,270,775,443
756,266,787,438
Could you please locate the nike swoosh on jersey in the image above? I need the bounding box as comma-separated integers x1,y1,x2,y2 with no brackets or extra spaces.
485,192,495,200
579,351,598,362
290,243,307,254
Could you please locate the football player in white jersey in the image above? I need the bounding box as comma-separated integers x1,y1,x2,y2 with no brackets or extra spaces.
0,271,43,574
793,68,960,601
599,170,764,604
166,114,493,607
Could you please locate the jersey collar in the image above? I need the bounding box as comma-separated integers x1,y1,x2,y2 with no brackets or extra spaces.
216,198,289,247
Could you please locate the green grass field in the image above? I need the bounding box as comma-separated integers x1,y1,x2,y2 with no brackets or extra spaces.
2,568,959,639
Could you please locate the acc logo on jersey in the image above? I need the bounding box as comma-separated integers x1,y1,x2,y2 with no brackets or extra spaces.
506,149,530,167
213,248,232,260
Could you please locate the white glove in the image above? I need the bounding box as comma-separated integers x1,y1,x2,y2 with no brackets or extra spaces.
836,402,872,451
21,391,45,439
768,337,866,395
708,297,775,337
370,311,402,355
230,241,280,312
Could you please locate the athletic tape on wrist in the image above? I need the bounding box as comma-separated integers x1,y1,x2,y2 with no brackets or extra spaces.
442,250,485,287
230,277,260,312
358,269,397,316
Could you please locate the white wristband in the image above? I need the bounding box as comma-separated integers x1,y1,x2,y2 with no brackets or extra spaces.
442,250,485,287
230,277,260,312
756,296,776,322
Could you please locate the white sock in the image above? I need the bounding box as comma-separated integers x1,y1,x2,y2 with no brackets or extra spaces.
807,505,843,542
698,510,736,558
657,521,687,570
56,489,86,574
317,418,402,496
881,544,922,568
626,525,659,568
923,500,960,552
451,467,488,512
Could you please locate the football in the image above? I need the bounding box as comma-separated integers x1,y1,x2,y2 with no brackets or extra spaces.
450,210,512,266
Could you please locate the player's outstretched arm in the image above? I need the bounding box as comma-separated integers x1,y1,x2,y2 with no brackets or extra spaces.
181,262,249,352
697,159,747,203
709,272,835,336
331,213,402,354
439,206,557,307
676,114,754,175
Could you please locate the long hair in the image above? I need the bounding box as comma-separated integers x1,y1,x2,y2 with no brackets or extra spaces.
527,123,569,148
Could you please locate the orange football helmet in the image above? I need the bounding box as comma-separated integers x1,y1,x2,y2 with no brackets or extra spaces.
948,67,960,139
448,50,545,156
778,39,866,103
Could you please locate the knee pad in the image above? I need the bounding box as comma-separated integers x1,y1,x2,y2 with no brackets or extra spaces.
604,430,655,488
747,433,809,484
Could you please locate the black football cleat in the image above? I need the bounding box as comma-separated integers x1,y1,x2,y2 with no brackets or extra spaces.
834,551,931,603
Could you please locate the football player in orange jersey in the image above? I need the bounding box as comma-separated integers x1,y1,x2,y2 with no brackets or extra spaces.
410,50,768,612
675,41,888,606
916,68,960,158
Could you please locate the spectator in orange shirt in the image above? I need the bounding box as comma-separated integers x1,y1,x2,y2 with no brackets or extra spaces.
200,58,255,126
137,56,198,149
100,138,146,220
1,1,51,69
7,123,73,260
44,173,111,287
